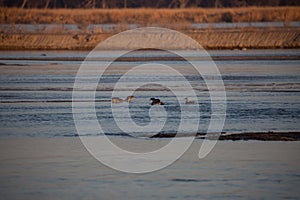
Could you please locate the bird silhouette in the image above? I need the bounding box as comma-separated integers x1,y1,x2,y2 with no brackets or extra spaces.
150,98,165,105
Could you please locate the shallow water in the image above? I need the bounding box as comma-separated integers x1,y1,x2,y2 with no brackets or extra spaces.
0,138,299,200
0,49,299,137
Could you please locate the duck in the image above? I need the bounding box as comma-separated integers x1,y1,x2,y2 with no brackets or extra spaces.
125,95,135,103
112,96,135,103
111,97,124,103
184,97,196,104
150,97,165,105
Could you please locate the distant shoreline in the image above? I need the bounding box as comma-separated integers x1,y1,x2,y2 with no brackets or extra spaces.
1,7,299,50
1,27,299,50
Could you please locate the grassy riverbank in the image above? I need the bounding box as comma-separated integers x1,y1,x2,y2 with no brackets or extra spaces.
1,7,299,50
1,7,299,24
1,27,299,50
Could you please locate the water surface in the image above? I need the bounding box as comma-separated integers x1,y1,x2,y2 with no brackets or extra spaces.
0,49,299,200
0,49,299,137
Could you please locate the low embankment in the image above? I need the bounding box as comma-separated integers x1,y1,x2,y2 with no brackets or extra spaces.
1,27,299,50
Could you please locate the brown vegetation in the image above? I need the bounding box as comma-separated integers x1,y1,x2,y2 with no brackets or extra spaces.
1,7,299,50
1,7,300,25
1,27,299,50
3,0,300,9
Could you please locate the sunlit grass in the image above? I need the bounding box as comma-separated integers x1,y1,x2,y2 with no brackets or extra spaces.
1,7,299,24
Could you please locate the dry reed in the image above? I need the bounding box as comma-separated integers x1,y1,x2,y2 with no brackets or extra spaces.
1,7,299,25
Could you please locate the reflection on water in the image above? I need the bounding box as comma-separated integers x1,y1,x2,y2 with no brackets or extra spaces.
0,49,299,137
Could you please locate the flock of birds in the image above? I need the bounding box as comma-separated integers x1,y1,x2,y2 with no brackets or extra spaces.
111,96,196,105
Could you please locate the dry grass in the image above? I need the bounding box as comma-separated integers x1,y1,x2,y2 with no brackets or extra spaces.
1,7,299,50
1,7,300,25
1,27,299,50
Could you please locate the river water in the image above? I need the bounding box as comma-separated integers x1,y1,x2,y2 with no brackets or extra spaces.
0,49,299,137
0,49,299,199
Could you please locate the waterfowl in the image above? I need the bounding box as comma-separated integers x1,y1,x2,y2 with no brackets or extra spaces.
125,95,135,102
150,98,165,105
112,96,135,103
111,97,124,103
184,97,196,104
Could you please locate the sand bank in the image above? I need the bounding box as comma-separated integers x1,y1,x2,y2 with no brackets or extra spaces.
1,27,299,50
